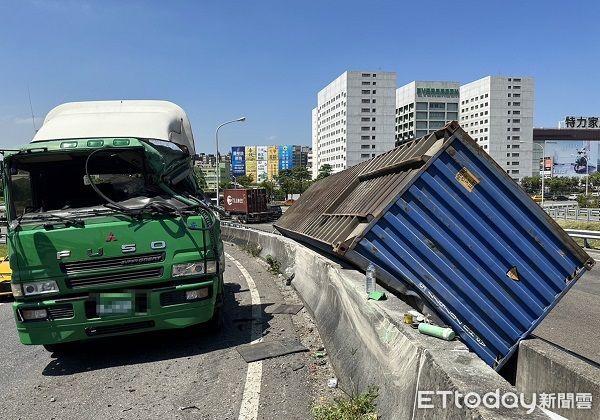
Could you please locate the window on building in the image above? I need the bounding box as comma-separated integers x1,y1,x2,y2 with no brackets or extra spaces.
508,94,512,98
362,117,370,122
416,102,428,110
513,85,521,89
513,110,521,115
361,145,370,149
512,119,520,123
361,108,370,112
512,153,520,157
372,99,376,103
372,108,376,112
362,99,370,103
513,102,521,106
429,102,446,109
361,127,370,131
362,90,370,94
362,73,370,77
512,136,520,140
361,135,370,140
513,93,520,98
447,112,458,119
447,103,458,111
362,81,371,86
372,90,376,94
372,145,376,149
361,154,370,158
508,102,511,106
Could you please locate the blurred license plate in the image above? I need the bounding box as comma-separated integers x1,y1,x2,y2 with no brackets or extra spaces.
97,293,133,316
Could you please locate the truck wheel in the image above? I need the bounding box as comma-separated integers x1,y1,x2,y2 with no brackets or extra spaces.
207,291,224,333
207,305,223,333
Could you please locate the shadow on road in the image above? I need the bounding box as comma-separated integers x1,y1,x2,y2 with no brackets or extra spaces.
41,282,273,376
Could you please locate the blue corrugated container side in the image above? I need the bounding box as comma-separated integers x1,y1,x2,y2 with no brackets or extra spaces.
348,133,593,370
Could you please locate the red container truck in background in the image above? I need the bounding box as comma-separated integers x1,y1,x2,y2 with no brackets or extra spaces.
223,188,272,223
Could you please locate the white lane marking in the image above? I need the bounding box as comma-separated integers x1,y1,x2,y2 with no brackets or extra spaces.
226,252,263,420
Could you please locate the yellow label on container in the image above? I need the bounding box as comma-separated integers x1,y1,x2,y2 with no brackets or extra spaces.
456,167,480,192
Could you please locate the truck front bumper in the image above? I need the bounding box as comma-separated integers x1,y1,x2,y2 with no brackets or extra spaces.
12,278,219,345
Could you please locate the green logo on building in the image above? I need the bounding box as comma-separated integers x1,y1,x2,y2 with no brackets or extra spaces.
417,88,459,97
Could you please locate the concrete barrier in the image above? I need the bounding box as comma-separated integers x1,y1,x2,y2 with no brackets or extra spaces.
221,225,549,419
517,338,600,419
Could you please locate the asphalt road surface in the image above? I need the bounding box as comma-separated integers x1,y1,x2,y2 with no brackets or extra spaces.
533,248,600,365
0,245,336,420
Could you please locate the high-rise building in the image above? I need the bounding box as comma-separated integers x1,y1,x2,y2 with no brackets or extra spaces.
196,161,231,192
311,108,318,179
460,76,534,180
395,81,460,146
313,71,396,175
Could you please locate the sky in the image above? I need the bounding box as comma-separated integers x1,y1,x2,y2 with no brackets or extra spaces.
1,0,599,153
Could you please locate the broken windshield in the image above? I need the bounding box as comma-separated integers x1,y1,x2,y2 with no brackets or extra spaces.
7,148,155,220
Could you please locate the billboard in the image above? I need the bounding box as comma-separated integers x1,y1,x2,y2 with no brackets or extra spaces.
278,145,294,171
257,161,268,183
268,145,279,180
256,146,268,162
245,146,257,162
246,160,257,183
231,146,246,177
543,140,599,177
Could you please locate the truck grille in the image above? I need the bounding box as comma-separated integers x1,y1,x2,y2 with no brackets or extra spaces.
47,304,74,320
85,320,155,336
66,268,164,289
61,253,165,274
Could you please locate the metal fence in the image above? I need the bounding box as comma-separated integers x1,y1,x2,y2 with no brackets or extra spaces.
544,205,600,221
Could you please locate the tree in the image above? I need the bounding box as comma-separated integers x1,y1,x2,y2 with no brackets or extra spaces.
520,176,541,194
236,175,253,187
260,179,276,202
292,166,311,193
316,164,333,180
275,170,295,199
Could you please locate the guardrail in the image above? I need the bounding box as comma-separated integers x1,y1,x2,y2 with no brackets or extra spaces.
545,206,600,221
564,229,600,248
220,220,281,236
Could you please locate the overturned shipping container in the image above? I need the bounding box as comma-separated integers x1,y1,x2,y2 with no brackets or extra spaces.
275,122,594,370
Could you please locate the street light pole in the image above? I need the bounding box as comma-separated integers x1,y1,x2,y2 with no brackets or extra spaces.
523,141,545,207
215,117,246,206
586,151,589,196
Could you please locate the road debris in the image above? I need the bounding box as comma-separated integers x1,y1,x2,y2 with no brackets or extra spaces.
236,339,308,363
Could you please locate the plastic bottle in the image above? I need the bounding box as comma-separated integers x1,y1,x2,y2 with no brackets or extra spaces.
366,263,376,294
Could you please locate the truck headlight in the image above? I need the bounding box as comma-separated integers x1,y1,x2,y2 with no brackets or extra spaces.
172,261,217,277
22,280,59,296
21,308,48,320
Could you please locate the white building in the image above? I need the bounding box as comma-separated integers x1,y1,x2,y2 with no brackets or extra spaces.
311,107,318,179
395,81,460,145
460,76,534,180
313,71,396,175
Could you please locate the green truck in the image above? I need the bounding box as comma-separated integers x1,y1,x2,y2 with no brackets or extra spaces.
1,100,224,352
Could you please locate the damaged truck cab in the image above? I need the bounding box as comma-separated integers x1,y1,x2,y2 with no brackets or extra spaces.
1,100,224,351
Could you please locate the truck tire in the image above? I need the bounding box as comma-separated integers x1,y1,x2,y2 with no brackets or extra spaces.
207,303,223,333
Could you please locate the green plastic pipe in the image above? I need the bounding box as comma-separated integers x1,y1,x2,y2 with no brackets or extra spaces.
418,323,456,341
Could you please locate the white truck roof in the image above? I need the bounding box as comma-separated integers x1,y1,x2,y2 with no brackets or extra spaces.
32,100,196,154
